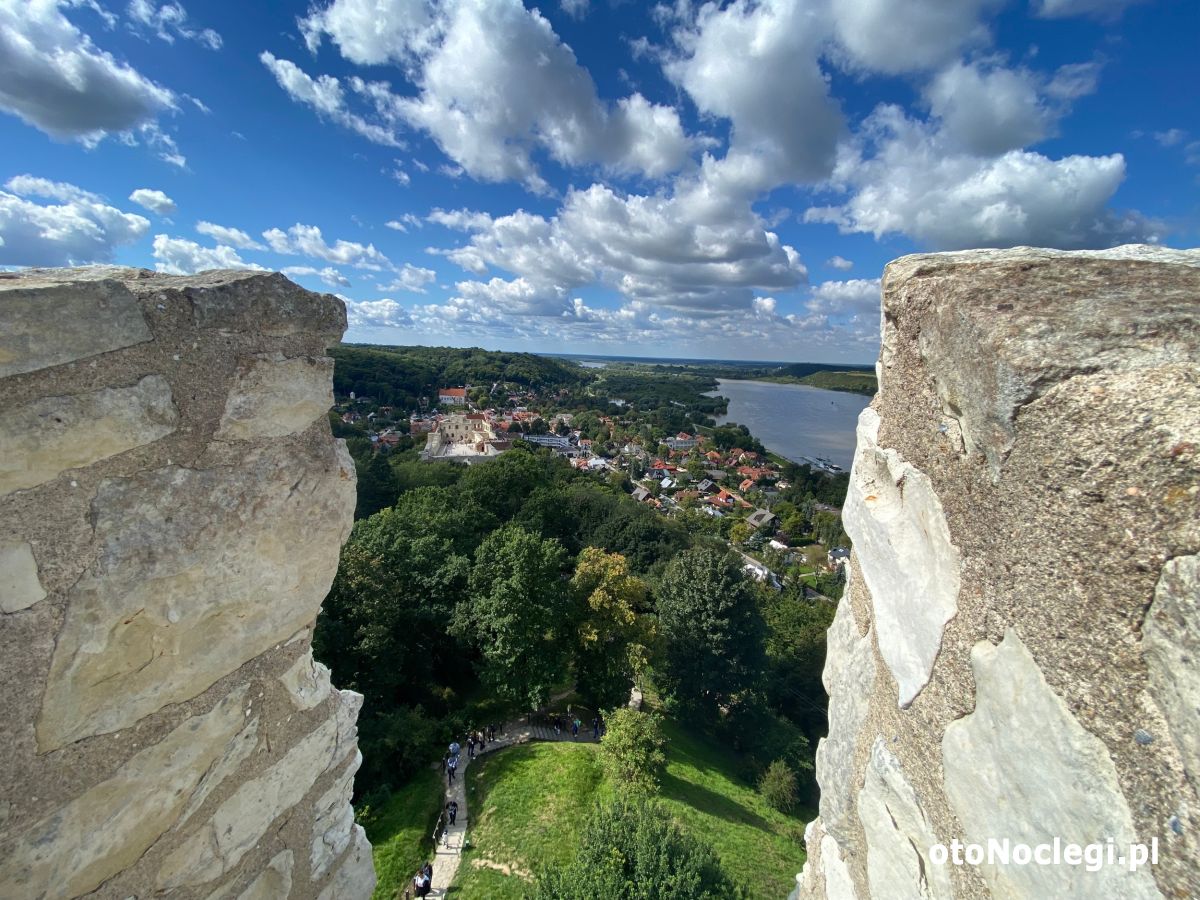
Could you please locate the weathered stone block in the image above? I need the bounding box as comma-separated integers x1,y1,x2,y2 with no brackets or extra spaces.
883,246,1200,478
0,375,178,496
216,353,335,441
857,737,952,900
942,629,1162,899
312,751,361,879
0,541,46,613
0,272,151,377
204,850,295,900
279,648,334,710
318,825,376,900
1143,555,1200,791
157,690,360,889
843,407,960,708
36,441,355,750
0,688,246,899
816,593,876,844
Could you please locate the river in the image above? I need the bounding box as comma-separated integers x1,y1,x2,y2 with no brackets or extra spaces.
711,379,871,470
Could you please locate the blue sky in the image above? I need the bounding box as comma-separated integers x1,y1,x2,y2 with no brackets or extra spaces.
1,0,1196,363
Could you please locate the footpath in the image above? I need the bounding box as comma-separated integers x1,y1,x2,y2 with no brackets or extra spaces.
425,714,599,898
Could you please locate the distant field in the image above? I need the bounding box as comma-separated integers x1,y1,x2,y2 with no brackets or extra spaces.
364,767,443,900
743,370,877,396
797,370,877,395
446,717,810,899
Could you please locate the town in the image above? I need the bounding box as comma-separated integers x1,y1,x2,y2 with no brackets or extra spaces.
333,354,852,600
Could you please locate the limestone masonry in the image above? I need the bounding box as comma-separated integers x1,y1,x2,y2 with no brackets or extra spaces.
0,268,375,899
797,246,1199,900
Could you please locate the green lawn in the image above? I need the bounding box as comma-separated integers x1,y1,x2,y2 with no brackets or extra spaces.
446,718,810,899
363,767,444,900
452,741,605,899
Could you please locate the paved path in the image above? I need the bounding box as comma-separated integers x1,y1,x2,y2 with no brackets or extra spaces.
426,714,601,898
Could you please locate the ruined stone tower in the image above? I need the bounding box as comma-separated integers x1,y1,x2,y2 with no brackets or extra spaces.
0,268,375,899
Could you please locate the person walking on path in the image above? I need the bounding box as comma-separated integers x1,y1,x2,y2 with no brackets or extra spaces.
571,718,579,740
592,716,599,740
449,740,460,759
441,752,449,775
447,754,458,784
447,799,458,827
467,735,476,759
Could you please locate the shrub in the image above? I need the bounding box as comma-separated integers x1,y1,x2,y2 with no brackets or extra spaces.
598,707,666,794
758,759,799,813
530,798,746,899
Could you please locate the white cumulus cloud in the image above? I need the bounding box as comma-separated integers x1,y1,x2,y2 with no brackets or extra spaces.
260,52,403,147
281,265,352,288
377,262,437,293
806,105,1158,250
0,175,150,266
291,0,693,189
0,0,175,142
196,220,265,250
126,0,222,49
128,187,176,215
262,222,393,270
344,296,413,328
152,234,267,274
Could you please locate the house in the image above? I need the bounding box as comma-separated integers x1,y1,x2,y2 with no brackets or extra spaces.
747,508,776,529
660,476,676,489
705,469,728,482
696,479,716,494
742,560,770,582
438,387,468,405
631,486,651,502
522,433,575,454
705,450,723,462
828,547,851,570
768,538,790,552
664,432,698,451
740,478,755,492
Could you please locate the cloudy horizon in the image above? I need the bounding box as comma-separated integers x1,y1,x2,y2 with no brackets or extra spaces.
1,0,1196,362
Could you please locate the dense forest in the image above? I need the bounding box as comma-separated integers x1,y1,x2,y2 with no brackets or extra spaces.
315,443,836,804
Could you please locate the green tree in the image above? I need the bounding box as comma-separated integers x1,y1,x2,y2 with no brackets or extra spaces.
597,708,666,794
570,549,653,709
763,590,836,715
530,799,746,900
354,451,399,519
655,550,767,719
811,509,849,550
459,525,570,709
460,444,558,520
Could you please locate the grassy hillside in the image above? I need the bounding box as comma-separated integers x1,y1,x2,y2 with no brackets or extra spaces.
362,768,443,900
447,721,810,899
657,717,811,897
453,742,605,899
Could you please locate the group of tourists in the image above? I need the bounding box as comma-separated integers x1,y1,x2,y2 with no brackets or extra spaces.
543,710,605,741
442,723,504,785
411,861,433,898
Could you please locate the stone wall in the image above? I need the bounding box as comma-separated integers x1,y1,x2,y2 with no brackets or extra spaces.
796,246,1199,900
0,267,376,899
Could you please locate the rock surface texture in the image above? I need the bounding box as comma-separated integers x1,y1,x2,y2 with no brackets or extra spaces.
0,267,374,899
796,246,1199,900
